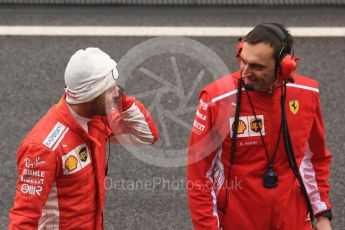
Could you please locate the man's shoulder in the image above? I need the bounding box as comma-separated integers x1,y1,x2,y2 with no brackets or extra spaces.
288,74,319,93
21,106,65,151
200,71,240,100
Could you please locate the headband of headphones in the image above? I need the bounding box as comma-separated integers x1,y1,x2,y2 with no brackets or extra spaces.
257,23,289,63
257,23,288,45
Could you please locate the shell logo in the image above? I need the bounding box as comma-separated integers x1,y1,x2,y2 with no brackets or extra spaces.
65,156,78,172
232,119,247,134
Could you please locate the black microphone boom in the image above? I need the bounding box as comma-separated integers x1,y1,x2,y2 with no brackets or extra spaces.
243,77,295,92
288,77,295,83
244,84,255,91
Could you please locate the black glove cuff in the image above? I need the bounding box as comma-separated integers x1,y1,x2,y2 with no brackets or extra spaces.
318,210,332,221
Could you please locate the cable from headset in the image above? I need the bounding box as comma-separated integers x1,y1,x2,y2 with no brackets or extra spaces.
103,122,111,177
281,82,316,229
230,79,243,165
220,78,243,215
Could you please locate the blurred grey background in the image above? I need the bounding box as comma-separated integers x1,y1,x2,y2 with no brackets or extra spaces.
0,1,344,229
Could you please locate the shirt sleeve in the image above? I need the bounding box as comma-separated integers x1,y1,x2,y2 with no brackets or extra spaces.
108,92,159,145
9,143,58,229
300,92,332,216
187,91,222,230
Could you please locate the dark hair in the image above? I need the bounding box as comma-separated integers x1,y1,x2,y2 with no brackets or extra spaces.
244,23,293,62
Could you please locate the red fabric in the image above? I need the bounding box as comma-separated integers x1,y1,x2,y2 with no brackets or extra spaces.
9,95,158,229
187,71,332,230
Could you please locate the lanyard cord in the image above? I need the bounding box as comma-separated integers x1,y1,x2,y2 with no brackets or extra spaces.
280,83,316,228
103,122,111,176
222,78,243,213
230,79,243,165
105,138,111,176
244,83,283,168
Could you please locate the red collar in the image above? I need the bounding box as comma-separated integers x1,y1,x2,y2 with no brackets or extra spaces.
54,94,103,146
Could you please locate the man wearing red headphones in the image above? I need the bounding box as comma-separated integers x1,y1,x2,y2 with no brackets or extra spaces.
187,23,332,230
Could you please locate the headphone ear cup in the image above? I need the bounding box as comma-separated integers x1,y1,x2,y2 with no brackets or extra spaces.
236,39,244,63
279,55,298,81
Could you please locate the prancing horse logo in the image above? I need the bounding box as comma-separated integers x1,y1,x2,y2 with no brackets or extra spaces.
289,100,299,115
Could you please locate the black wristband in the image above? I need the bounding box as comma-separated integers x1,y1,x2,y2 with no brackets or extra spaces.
319,210,332,221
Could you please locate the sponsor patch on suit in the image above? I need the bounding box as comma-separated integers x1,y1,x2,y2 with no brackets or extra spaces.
229,115,265,137
62,144,91,175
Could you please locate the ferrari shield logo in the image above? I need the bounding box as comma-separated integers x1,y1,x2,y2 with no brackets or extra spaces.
289,100,299,115
77,146,88,162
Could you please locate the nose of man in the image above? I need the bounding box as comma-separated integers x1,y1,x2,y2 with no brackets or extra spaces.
241,63,252,79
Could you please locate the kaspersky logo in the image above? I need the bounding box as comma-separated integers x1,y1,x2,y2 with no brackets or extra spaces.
43,122,66,149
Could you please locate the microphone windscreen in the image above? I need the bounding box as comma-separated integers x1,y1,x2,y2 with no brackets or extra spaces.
288,77,295,83
244,84,254,91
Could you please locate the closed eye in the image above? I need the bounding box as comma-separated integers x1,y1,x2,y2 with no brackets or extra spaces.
240,56,265,71
250,64,265,70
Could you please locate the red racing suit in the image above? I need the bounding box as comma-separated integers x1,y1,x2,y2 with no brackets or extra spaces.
9,93,159,229
187,71,332,230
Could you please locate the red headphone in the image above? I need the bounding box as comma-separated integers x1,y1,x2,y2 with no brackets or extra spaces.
236,23,299,82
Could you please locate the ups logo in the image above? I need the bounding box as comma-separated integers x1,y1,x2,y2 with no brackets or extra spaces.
250,118,262,133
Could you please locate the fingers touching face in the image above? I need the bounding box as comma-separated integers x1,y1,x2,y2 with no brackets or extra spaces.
92,83,119,116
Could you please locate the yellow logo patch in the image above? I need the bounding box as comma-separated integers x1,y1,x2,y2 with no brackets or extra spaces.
65,156,78,172
232,119,247,134
289,100,299,115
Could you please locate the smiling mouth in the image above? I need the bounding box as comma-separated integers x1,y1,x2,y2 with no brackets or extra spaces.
245,78,258,84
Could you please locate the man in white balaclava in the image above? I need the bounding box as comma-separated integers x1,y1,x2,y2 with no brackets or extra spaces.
9,47,159,230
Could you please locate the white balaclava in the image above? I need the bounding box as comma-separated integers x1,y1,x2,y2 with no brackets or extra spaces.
64,47,119,104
